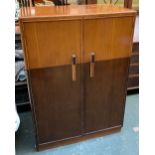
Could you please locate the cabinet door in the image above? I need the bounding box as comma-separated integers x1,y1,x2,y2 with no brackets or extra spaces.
83,16,134,133
23,20,83,144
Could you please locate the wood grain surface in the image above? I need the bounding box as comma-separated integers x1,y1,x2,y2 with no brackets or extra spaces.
83,16,135,62
23,20,82,69
84,58,129,133
20,4,136,21
28,64,82,144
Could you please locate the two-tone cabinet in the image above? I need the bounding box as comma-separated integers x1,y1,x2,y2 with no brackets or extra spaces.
19,4,136,150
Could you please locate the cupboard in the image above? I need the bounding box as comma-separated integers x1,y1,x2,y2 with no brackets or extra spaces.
19,4,136,150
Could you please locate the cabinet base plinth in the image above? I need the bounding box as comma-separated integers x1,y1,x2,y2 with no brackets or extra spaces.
37,125,122,151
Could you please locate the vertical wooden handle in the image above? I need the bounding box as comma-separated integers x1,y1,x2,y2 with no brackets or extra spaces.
90,52,95,78
71,54,76,81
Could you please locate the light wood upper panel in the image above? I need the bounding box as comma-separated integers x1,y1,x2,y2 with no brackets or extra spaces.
23,20,82,69
83,16,135,62
20,4,136,21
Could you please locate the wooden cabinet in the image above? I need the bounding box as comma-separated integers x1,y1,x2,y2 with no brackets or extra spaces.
20,4,136,150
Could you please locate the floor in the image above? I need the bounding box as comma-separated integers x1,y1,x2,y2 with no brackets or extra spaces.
15,94,139,155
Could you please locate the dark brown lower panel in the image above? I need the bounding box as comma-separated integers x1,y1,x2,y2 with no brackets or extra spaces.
28,64,82,145
28,58,129,150
37,125,121,151
84,58,130,133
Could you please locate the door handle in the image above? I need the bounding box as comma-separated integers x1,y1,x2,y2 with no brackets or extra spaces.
90,52,95,78
71,54,76,81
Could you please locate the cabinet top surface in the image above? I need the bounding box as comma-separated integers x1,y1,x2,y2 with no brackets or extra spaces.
20,4,136,21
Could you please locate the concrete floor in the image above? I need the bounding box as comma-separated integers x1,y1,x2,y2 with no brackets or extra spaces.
15,94,139,155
